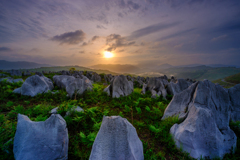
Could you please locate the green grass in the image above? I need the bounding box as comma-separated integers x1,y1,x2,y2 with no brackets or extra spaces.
225,73,240,84
212,79,235,89
0,73,240,160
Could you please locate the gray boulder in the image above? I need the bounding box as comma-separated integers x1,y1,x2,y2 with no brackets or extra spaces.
167,80,236,159
23,70,31,76
167,78,192,95
66,77,93,98
86,71,101,82
6,70,22,77
89,116,143,160
13,75,53,97
0,73,7,77
141,77,168,99
228,84,240,122
162,82,198,120
103,75,133,98
13,114,68,160
35,72,43,76
53,75,92,98
0,77,23,83
65,106,84,116
104,74,114,83
53,75,76,89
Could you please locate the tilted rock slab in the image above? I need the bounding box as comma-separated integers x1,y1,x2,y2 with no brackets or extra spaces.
162,82,198,120
103,75,133,98
89,116,144,160
167,78,192,95
164,80,236,159
13,114,68,160
141,77,168,99
13,75,53,97
228,84,240,122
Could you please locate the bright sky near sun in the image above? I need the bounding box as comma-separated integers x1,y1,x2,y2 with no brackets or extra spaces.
0,0,239,67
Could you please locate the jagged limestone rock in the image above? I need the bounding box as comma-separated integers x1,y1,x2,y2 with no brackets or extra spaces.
13,75,53,97
228,84,240,122
13,114,68,160
90,116,144,160
103,75,133,98
167,80,236,159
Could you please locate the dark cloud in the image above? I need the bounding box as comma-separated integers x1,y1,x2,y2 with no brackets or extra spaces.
157,28,196,41
211,35,228,42
92,36,100,41
129,21,181,39
106,34,135,51
127,1,141,10
145,0,205,7
118,12,124,18
50,30,86,45
81,42,88,46
96,25,107,29
0,47,11,52
79,51,85,54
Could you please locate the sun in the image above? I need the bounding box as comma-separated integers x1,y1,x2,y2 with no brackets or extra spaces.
104,51,114,58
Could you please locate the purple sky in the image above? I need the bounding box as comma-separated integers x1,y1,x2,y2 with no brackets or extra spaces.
0,0,239,67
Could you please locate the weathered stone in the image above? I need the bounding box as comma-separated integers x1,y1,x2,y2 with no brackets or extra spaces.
89,116,144,160
142,77,168,99
0,77,23,83
162,82,198,120
53,75,75,89
13,75,53,97
228,84,240,122
65,106,84,116
104,75,133,98
167,80,237,159
0,73,7,77
6,70,22,77
13,114,68,160
167,78,192,95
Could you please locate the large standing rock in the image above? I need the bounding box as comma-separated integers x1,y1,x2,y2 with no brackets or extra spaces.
66,77,93,98
167,78,192,95
167,80,236,159
89,116,143,160
228,84,240,122
53,75,76,89
13,114,68,160
53,75,92,98
86,71,101,82
141,77,168,99
162,82,198,120
13,75,54,97
103,75,133,98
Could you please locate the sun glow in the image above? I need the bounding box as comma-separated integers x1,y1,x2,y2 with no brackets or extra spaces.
104,51,114,58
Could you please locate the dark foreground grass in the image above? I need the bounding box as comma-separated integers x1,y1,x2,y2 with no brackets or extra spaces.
0,78,240,160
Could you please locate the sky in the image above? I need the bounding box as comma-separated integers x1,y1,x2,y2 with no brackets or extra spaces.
0,0,240,67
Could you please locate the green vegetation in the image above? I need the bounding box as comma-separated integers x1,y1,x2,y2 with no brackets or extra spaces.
0,73,240,160
212,79,235,89
225,73,240,84
158,66,240,81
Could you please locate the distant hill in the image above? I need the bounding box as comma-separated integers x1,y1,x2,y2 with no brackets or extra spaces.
21,66,118,75
155,63,173,70
90,64,140,73
225,73,240,84
156,65,240,81
0,60,52,70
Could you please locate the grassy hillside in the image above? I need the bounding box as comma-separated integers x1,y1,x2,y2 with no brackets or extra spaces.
225,73,240,84
0,73,240,159
18,66,118,75
158,66,240,81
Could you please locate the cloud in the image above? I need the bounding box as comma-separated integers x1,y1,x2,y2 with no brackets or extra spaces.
0,47,11,52
127,1,141,10
92,36,100,41
211,35,228,42
79,51,85,54
50,30,86,45
129,21,181,39
81,42,88,46
157,28,196,41
105,34,135,51
96,24,107,29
